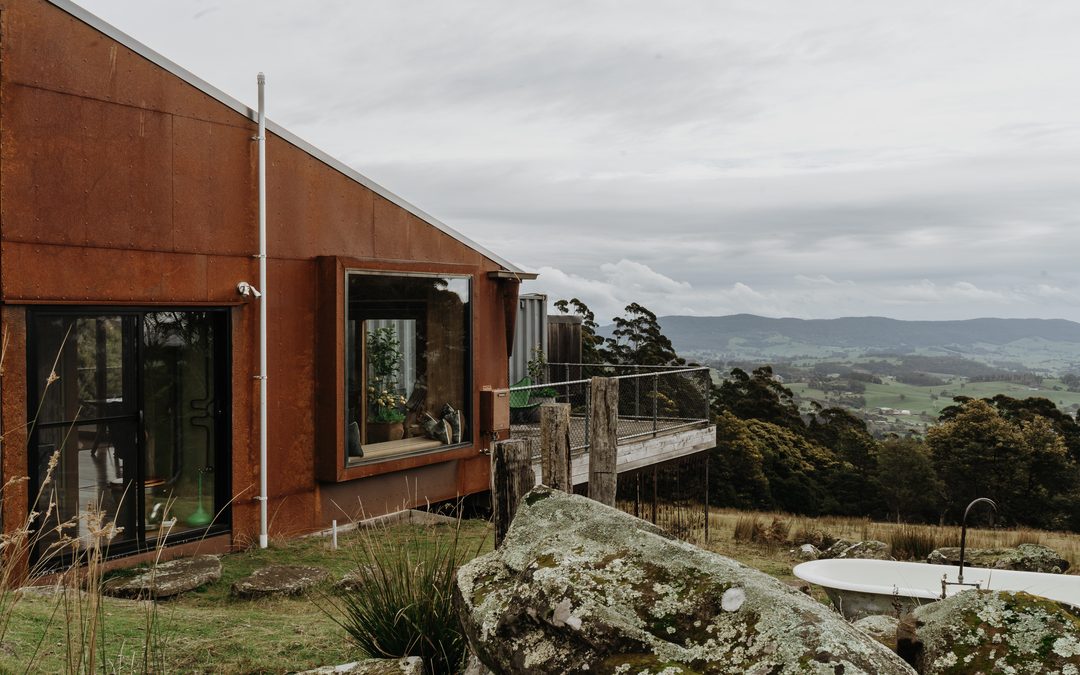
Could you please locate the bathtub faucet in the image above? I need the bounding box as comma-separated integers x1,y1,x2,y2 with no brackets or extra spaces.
958,497,997,585
942,497,998,597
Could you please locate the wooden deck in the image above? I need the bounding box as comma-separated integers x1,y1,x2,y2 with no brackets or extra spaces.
509,416,716,486
511,415,707,455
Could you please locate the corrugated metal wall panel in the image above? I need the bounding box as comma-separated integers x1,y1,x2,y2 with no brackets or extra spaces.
510,293,547,384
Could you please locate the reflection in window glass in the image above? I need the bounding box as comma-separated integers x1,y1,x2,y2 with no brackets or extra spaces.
345,273,470,463
31,316,138,556
142,312,220,537
29,311,226,563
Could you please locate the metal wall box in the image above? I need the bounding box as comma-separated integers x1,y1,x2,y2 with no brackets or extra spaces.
480,388,510,440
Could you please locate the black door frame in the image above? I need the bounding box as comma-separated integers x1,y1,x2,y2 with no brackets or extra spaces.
26,306,232,564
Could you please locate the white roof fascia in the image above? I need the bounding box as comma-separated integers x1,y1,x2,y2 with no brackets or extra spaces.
46,0,527,276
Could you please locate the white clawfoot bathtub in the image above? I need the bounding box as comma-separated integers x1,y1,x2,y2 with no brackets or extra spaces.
794,558,1080,620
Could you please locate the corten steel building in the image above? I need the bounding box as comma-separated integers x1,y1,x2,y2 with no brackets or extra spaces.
0,0,534,564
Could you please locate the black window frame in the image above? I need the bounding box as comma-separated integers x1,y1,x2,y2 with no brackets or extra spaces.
26,306,233,567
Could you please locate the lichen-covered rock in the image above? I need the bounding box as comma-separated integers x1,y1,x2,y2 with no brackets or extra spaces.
898,590,1080,674
335,565,376,593
833,540,895,561
456,486,915,674
1007,543,1070,572
853,615,899,651
785,580,812,596
821,538,857,558
231,565,330,598
16,584,77,598
463,653,494,675
791,543,821,561
927,543,1070,573
297,657,423,674
103,555,221,599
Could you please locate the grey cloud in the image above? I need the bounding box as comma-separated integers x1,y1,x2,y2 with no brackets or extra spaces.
74,0,1080,321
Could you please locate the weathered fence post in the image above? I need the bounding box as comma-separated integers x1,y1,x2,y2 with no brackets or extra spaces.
540,402,573,493
492,438,535,547
589,376,618,506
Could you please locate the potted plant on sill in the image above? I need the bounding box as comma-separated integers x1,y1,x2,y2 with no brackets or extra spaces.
367,326,407,443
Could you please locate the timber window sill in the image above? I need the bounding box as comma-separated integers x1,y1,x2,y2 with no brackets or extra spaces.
344,439,475,469
346,437,444,465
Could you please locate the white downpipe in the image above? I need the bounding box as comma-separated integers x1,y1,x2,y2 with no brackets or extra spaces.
257,73,269,549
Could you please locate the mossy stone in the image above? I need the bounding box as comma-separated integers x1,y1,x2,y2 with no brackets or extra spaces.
456,486,915,674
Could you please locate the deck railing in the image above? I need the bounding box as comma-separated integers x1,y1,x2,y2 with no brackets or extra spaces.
503,364,712,453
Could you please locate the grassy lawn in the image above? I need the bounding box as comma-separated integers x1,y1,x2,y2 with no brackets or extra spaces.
7,506,1080,672
0,519,494,674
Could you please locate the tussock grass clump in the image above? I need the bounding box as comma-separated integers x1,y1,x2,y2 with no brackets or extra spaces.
733,515,764,544
767,517,792,543
790,522,837,550
889,524,956,561
321,518,482,675
733,515,792,548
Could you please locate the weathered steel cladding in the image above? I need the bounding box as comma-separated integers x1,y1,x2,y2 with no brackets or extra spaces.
0,309,29,533
4,1,247,128
0,0,516,547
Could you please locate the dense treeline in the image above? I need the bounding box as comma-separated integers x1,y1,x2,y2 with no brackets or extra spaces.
966,372,1045,386
711,366,1080,529
894,372,947,387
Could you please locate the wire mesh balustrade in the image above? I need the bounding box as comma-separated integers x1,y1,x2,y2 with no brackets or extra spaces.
501,364,711,456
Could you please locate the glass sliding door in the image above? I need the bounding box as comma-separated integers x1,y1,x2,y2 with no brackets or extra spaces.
31,315,139,556
28,309,229,563
141,311,222,538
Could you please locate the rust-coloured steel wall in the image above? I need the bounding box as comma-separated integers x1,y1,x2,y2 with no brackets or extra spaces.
0,0,519,547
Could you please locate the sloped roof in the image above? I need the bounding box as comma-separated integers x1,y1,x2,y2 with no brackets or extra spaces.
48,0,530,276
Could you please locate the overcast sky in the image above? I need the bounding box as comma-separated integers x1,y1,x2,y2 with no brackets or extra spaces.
77,0,1080,323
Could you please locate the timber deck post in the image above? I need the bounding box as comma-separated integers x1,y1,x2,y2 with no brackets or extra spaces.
589,376,618,506
492,438,535,546
540,402,573,492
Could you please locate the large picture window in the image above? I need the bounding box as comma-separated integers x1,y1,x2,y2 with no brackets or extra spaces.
345,273,471,463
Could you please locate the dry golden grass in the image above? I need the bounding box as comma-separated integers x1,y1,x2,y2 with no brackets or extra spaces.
701,508,1080,570
620,503,1080,596
617,497,1080,576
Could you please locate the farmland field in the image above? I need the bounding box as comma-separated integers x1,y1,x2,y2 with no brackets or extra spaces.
787,377,1080,434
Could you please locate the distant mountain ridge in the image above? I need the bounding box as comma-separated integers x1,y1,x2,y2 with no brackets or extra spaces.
643,314,1080,352
595,314,1080,372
